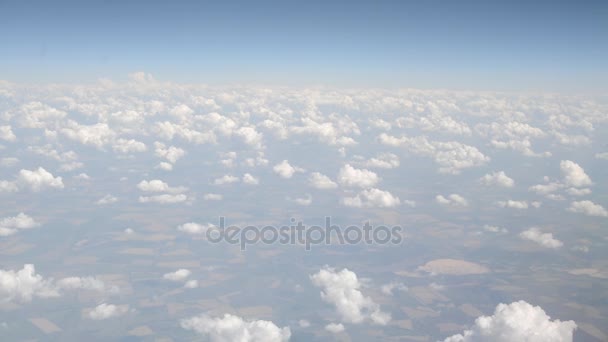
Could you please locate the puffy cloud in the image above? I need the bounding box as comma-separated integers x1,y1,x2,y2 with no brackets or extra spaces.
337,164,380,188
308,172,338,189
112,138,147,153
479,171,514,188
565,188,591,196
0,125,16,142
0,213,41,236
213,174,240,185
273,160,303,179
178,222,213,235
441,301,576,342
96,194,118,205
436,194,468,207
138,194,188,204
497,200,529,209
325,323,345,333
519,227,563,249
568,200,608,217
61,120,115,149
363,153,400,169
242,173,259,185
15,102,66,128
0,264,58,303
0,264,114,304
137,180,187,193
203,193,223,201
378,133,489,174
310,266,390,325
483,225,508,234
560,160,592,188
180,313,291,342
163,269,191,282
87,303,129,320
184,280,199,289
380,282,408,296
342,188,401,208
16,167,64,191
154,142,186,163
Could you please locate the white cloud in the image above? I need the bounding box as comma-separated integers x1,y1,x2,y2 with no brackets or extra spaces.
180,313,291,342
479,171,514,188
178,222,213,235
154,142,186,163
87,303,129,320
214,174,240,185
442,301,576,342
337,164,380,188
138,194,188,204
0,213,41,236
273,160,303,179
325,323,345,333
163,269,191,282
436,194,468,207
568,200,608,217
0,265,58,303
497,200,529,209
290,194,312,206
16,167,64,192
0,125,16,142
112,138,147,153
565,187,591,196
242,173,259,185
519,227,563,249
483,225,508,234
156,162,173,171
203,193,223,201
0,264,114,304
560,160,592,188
184,279,199,289
380,282,408,296
378,133,489,174
311,266,390,325
363,152,400,169
137,179,187,193
96,194,118,205
309,172,338,189
342,188,401,208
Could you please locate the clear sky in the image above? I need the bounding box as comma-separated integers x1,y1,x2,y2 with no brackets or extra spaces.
1,0,607,91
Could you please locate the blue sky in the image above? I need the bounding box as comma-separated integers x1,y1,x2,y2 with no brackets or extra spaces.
1,0,607,90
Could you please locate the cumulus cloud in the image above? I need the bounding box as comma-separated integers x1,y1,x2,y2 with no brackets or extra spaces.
325,323,345,333
497,200,529,209
560,160,592,188
13,167,64,192
242,173,259,185
96,194,118,205
0,213,41,237
213,174,240,185
180,313,291,342
342,188,401,208
337,164,380,188
138,194,188,204
0,125,16,142
87,303,129,320
137,179,187,193
0,264,115,304
310,266,390,325
309,172,338,189
441,300,576,342
380,282,408,296
178,222,213,235
163,269,191,282
436,194,468,207
568,200,608,217
154,142,186,164
378,133,489,174
273,160,303,179
479,171,514,188
519,228,563,249
112,138,147,154
363,152,400,169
